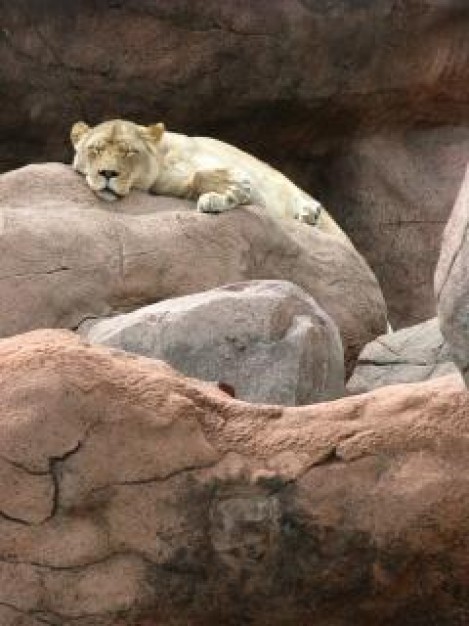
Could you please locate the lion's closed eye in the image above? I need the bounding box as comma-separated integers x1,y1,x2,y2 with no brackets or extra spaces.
116,142,139,157
88,145,104,157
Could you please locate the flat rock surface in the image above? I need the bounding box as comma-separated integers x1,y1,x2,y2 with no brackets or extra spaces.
0,330,469,625
348,318,459,394
81,280,345,406
0,162,387,373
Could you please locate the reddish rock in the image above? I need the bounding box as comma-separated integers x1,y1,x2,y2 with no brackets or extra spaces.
1,330,469,625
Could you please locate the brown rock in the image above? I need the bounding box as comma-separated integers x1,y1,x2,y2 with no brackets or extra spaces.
2,2,469,326
0,162,387,372
1,330,469,625
2,2,469,166
318,130,469,327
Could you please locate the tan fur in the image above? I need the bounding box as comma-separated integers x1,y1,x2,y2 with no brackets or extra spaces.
71,118,350,243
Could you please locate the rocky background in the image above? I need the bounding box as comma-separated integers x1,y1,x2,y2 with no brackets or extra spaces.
2,2,469,624
2,0,469,326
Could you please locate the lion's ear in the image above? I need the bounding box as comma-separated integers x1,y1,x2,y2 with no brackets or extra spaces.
70,121,91,148
146,122,165,143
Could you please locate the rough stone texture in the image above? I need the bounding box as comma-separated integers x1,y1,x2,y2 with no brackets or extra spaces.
317,129,469,327
2,1,469,325
348,318,459,394
1,330,469,625
435,165,469,383
81,280,345,406
0,162,387,373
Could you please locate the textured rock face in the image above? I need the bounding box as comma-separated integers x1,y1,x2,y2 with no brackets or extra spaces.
348,318,459,394
2,1,469,325
435,165,469,383
2,1,469,164
1,330,469,625
0,162,387,373
319,129,469,327
81,280,345,406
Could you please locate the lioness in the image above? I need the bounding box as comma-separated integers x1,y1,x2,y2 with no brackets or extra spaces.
71,118,349,243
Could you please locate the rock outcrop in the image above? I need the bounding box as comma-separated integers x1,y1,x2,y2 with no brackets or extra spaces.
81,280,345,406
0,162,387,373
1,330,469,625
348,317,458,394
2,1,469,325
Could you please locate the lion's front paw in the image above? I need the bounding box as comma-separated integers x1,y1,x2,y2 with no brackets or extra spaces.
297,203,323,226
197,192,228,214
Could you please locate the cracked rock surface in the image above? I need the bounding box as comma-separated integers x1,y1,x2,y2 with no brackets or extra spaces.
348,317,459,394
1,330,469,625
0,162,386,374
80,280,345,406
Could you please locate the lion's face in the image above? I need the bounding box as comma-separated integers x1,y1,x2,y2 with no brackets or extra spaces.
70,119,164,201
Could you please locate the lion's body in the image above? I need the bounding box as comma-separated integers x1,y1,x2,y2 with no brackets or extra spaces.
71,119,350,244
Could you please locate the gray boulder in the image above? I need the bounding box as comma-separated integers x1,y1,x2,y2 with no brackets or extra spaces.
81,280,345,406
347,318,459,394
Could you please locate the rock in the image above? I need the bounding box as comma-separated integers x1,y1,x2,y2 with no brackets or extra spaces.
348,318,459,394
1,330,469,625
319,130,469,328
435,165,469,383
1,2,468,166
2,2,469,327
81,280,345,406
0,162,387,373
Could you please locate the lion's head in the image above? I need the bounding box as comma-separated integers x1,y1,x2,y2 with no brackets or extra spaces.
70,119,165,201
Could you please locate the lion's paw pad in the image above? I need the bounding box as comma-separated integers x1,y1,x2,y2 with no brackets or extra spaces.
197,192,227,214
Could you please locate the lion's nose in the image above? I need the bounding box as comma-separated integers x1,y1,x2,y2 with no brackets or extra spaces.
99,169,119,179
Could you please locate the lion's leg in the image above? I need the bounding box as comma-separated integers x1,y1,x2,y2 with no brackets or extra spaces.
191,168,252,214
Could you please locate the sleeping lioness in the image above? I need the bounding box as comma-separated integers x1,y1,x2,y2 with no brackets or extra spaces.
71,118,350,244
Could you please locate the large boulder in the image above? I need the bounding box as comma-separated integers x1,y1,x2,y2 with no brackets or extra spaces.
0,162,387,372
2,1,469,326
348,317,459,394
81,280,345,405
435,165,469,382
1,330,469,625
